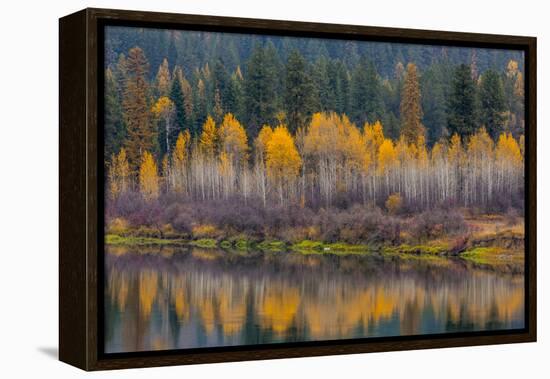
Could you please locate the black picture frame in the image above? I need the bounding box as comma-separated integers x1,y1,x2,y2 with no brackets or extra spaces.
59,7,537,371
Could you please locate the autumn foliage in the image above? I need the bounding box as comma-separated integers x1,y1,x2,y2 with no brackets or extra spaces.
108,111,523,212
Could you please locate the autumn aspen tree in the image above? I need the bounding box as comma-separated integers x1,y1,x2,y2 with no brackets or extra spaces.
139,151,159,200
266,125,302,205
108,148,130,199
171,130,190,193
151,96,175,155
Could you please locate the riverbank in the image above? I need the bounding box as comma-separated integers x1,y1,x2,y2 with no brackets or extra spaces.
105,211,524,268
105,230,524,267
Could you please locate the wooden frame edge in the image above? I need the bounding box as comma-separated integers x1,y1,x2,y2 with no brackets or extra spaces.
58,7,537,371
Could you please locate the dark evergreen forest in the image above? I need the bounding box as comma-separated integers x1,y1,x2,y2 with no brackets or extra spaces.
104,26,525,162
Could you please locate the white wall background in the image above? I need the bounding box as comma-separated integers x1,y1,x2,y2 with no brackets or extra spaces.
0,0,547,376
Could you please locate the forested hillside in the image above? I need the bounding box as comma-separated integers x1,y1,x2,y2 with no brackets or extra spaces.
104,26,525,161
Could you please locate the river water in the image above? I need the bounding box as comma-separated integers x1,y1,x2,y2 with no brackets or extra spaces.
104,246,524,353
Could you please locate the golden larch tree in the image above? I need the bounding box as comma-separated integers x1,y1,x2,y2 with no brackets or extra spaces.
123,47,155,173
400,63,425,144
155,58,171,96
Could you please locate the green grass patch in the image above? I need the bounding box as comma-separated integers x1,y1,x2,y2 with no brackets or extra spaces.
219,240,232,249
291,240,325,251
291,240,372,255
189,238,218,248
235,239,252,250
256,240,287,252
105,234,188,246
460,247,524,266
382,244,448,255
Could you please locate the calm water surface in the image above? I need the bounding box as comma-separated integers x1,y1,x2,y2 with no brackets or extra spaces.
104,246,524,353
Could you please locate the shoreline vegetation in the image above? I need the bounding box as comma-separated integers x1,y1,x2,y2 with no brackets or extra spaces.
105,211,524,268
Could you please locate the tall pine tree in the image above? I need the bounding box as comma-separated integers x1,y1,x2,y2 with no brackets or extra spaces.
244,44,278,136
448,64,478,140
479,69,506,140
104,68,125,161
350,57,383,126
169,67,189,140
284,49,316,133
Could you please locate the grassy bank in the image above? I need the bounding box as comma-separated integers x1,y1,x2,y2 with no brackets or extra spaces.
105,232,523,264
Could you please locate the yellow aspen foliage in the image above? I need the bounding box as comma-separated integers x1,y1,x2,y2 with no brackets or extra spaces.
108,153,119,198
364,120,385,152
395,136,411,166
378,139,397,174
108,148,130,198
151,96,174,118
339,117,367,172
385,193,403,214
304,112,339,157
496,133,522,167
199,116,217,156
415,135,429,169
448,134,464,165
266,125,302,181
431,141,446,163
467,127,494,159
218,113,248,165
172,130,190,165
218,151,232,177
139,151,159,200
255,125,274,161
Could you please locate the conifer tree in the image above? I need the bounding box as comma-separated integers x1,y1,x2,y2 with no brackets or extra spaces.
284,49,315,133
169,67,188,138
350,57,383,126
155,58,171,97
400,63,425,143
167,32,178,71
448,64,477,140
105,68,125,161
479,69,506,140
122,47,155,173
244,44,278,136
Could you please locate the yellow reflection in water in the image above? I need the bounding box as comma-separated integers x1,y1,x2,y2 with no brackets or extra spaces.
105,248,525,352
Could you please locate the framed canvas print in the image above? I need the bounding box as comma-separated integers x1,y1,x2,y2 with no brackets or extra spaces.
59,8,536,371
